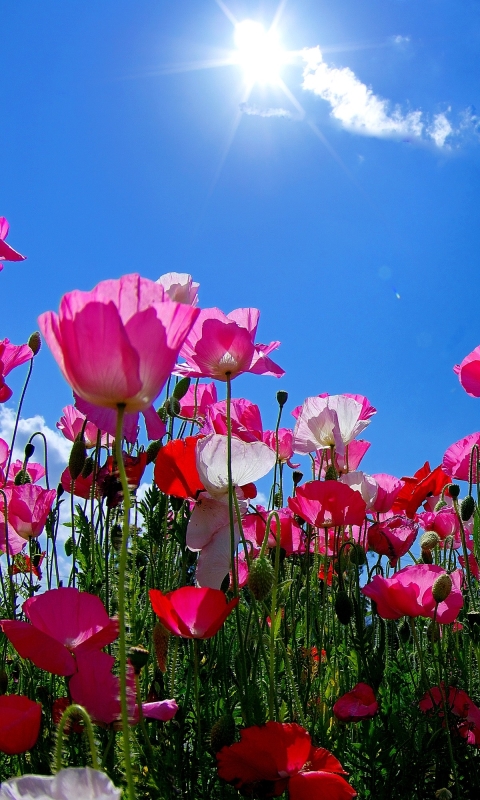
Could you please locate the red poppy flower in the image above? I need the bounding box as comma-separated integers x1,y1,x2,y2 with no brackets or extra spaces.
217,721,356,798
149,586,238,639
333,683,379,723
0,695,41,755
288,481,367,528
154,436,204,499
391,462,450,518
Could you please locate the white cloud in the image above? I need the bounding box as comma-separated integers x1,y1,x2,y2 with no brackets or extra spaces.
240,102,293,119
391,35,411,46
0,406,70,484
301,46,454,148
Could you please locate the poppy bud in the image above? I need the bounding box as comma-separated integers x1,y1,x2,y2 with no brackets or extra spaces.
210,714,236,753
324,465,338,481
248,556,275,601
68,439,87,481
165,397,181,417
172,377,191,400
128,645,149,675
276,390,288,409
349,544,366,566
152,621,170,672
14,469,31,485
448,484,460,500
56,483,64,499
335,590,354,625
421,548,434,564
111,525,123,551
146,440,162,465
27,331,41,355
426,620,441,642
24,443,35,461
461,495,475,521
81,456,94,479
398,619,411,643
292,471,303,487
434,499,448,511
435,790,452,800
420,531,440,551
432,573,453,603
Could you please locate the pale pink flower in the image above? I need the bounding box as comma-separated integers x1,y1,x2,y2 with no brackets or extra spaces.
263,428,299,468
175,307,284,381
57,405,108,449
293,395,373,456
339,471,378,510
196,434,276,498
0,768,121,800
156,272,199,305
38,274,199,431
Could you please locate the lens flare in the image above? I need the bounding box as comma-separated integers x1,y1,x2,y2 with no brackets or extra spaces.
234,20,285,85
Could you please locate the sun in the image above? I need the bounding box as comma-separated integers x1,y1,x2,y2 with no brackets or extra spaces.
234,20,285,86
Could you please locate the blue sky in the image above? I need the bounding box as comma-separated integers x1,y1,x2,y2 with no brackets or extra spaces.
1,0,480,485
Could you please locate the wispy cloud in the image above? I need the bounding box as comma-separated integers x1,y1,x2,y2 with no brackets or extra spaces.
301,46,455,148
391,35,411,47
240,102,293,119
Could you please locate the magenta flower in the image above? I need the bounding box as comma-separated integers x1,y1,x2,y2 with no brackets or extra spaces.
333,683,379,723
201,398,263,442
1,484,56,540
69,651,136,725
288,480,367,528
179,382,217,421
315,440,371,477
6,460,46,485
361,564,464,623
175,307,284,381
416,507,461,542
454,346,480,397
263,428,300,468
243,505,303,556
367,516,417,566
419,684,480,746
0,587,118,675
57,404,108,449
38,273,199,433
443,432,480,482
0,339,33,403
0,217,26,265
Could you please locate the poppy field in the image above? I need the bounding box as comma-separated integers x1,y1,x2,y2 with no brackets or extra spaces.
1,228,480,799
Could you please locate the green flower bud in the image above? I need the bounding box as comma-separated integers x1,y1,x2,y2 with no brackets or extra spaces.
24,442,35,460
14,469,31,485
421,548,434,564
398,619,411,643
324,465,338,481
248,556,275,601
435,790,453,800
152,621,170,673
27,331,41,355
420,531,440,551
128,645,149,674
292,471,303,486
81,456,94,480
461,495,475,521
68,439,87,481
172,377,191,400
432,573,453,603
165,397,181,417
334,590,354,625
349,544,366,566
210,714,236,753
146,440,162,465
276,390,288,409
448,484,460,500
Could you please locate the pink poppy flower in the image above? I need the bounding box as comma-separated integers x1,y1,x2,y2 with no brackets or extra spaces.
367,516,418,566
74,393,165,443
0,339,33,403
315,440,371,477
0,587,118,676
179,382,217,421
293,395,373,457
60,466,94,500
201,398,263,443
333,683,379,723
288,480,367,528
371,473,405,513
0,217,26,265
175,307,284,381
217,721,356,799
57,405,108,449
0,695,41,755
454,346,480,397
156,272,199,305
361,564,464,624
339,471,378,510
141,699,178,722
245,505,303,556
416,508,460,542
419,684,480,746
459,552,480,579
69,651,136,725
38,273,199,431
443,432,480,482
1,484,57,540
149,586,239,639
263,428,300,468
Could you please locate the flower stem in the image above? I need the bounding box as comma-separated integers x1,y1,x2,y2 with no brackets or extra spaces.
55,704,99,772
115,403,136,800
